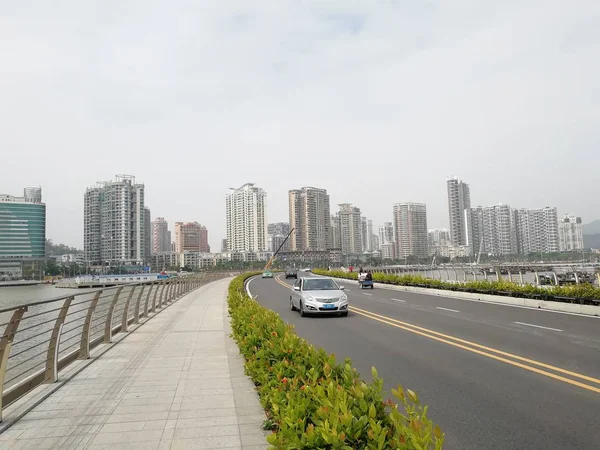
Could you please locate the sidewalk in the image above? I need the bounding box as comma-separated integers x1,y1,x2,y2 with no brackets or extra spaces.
0,278,269,450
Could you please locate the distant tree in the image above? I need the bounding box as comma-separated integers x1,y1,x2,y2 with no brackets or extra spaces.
45,239,82,256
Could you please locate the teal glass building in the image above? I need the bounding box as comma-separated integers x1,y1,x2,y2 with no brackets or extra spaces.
0,188,46,258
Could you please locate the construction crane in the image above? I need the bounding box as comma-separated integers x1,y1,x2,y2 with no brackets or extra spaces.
264,228,295,270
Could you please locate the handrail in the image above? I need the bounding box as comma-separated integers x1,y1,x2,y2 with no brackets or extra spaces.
0,271,235,421
0,274,194,315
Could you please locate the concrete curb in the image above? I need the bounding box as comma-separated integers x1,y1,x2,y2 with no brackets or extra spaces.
329,277,600,318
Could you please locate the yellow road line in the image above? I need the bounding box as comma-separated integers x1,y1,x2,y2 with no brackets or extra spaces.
269,273,600,393
351,305,600,387
351,308,600,394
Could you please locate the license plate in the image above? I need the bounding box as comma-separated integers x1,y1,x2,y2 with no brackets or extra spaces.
322,304,336,309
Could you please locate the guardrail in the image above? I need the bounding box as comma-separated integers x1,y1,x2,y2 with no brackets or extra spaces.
0,271,234,421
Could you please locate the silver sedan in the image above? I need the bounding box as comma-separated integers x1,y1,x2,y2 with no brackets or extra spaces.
290,277,348,317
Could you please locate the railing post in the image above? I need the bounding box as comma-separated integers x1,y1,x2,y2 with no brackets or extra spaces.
535,271,540,286
45,297,73,383
121,286,136,333
79,290,102,359
144,283,154,317
133,284,146,324
104,287,123,344
0,307,27,421
158,282,167,309
166,280,174,303
519,271,524,285
151,281,160,313
507,270,512,283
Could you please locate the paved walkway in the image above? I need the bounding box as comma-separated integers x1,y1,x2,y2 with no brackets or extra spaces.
0,278,269,450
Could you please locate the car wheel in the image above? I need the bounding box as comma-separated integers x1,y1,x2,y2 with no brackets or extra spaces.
299,301,306,317
371,285,374,289
290,297,296,311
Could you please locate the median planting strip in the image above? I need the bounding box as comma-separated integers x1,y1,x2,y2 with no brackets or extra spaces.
228,273,444,449
313,270,600,306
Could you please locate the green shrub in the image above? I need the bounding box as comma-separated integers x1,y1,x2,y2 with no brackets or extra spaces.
312,269,600,304
228,273,444,449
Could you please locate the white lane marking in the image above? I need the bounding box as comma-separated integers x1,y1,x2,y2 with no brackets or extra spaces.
436,307,460,313
513,322,563,332
363,293,373,296
391,298,406,303
245,277,254,297
245,276,259,299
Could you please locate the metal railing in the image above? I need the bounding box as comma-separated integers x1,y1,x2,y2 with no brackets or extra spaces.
0,271,233,421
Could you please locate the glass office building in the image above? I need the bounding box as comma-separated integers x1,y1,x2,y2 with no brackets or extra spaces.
0,187,46,258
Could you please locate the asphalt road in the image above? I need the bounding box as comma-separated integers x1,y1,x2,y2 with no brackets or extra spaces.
247,272,600,450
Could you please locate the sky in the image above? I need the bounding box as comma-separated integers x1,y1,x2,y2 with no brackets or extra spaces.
1,0,599,250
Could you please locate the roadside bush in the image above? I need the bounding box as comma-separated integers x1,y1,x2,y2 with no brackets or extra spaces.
312,269,600,304
228,273,444,449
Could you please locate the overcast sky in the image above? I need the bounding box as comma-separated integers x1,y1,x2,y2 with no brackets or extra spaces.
1,1,599,250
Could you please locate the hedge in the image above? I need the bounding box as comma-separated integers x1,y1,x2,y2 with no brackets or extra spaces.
228,273,444,449
312,270,600,306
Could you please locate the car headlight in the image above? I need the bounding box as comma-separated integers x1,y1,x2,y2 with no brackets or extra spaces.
340,295,347,302
304,295,315,302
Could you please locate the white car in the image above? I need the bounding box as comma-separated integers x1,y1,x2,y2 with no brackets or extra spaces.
290,277,348,317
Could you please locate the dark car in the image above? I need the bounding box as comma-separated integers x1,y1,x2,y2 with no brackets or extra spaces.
285,268,298,279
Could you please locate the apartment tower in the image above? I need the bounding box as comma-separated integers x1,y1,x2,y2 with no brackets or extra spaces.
226,183,268,253
84,175,146,266
447,177,471,247
288,187,331,251
393,203,428,259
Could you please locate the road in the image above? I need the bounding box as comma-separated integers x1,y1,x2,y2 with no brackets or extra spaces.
247,272,600,450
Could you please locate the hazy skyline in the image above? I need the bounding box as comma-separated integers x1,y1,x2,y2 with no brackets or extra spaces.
2,1,599,250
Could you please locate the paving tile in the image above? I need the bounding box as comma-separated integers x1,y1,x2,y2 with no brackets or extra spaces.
169,435,242,449
174,424,240,439
91,429,164,444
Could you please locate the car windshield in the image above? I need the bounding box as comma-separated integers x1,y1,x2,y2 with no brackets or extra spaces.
303,278,338,291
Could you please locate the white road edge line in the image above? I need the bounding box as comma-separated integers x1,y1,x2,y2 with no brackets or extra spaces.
363,293,373,296
245,276,258,299
391,298,406,303
513,321,563,332
436,307,460,313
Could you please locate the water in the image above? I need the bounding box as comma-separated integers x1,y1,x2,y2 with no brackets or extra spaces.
0,284,89,310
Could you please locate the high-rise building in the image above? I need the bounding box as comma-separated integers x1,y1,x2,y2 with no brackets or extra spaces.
226,183,268,253
428,228,451,256
144,208,151,262
267,222,290,253
559,215,584,251
379,222,394,246
361,218,374,252
288,187,331,251
331,215,341,250
84,175,146,266
221,238,228,253
337,204,362,255
372,233,380,252
268,234,288,253
514,207,559,254
267,222,290,236
393,203,428,259
447,177,471,247
151,217,172,254
470,204,517,256
175,222,210,253
0,187,46,258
